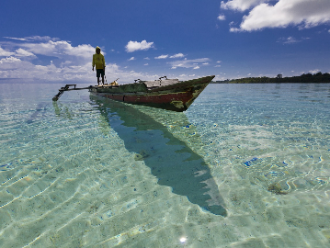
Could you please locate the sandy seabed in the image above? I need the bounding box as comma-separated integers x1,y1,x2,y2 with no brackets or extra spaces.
1,82,330,247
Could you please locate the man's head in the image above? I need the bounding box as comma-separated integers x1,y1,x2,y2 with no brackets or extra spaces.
96,46,101,54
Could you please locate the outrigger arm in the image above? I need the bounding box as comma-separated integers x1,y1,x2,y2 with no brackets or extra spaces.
52,84,92,101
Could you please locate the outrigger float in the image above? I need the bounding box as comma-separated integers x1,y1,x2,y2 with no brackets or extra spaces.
52,75,214,112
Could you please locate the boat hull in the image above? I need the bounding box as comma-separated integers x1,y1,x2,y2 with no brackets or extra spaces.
90,75,214,112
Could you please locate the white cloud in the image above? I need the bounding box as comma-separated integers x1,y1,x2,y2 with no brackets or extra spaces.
128,57,135,61
169,53,185,58
125,40,154,53
15,48,36,57
0,56,92,80
193,66,200,70
0,54,161,82
155,54,168,59
0,37,137,81
169,58,210,69
309,69,320,74
215,65,221,67
229,0,330,32
0,56,31,70
0,57,68,80
221,0,269,12
5,36,58,42
0,37,99,81
281,36,298,44
144,57,150,60
217,60,221,63
0,36,206,83
229,27,240,32
4,37,29,41
20,40,94,59
0,46,14,56
144,63,149,66
217,14,226,21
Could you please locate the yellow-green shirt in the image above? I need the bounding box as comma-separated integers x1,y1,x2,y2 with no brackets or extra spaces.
92,54,105,70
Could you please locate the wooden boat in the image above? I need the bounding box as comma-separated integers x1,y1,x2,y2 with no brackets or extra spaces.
89,75,214,112
53,75,214,112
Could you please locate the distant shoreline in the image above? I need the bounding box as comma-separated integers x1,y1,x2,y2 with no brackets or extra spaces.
213,72,330,84
212,81,330,84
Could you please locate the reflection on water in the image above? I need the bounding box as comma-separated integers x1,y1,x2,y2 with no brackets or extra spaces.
89,96,227,216
26,102,48,124
52,101,74,119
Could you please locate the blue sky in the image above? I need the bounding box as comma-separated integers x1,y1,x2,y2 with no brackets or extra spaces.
0,0,330,83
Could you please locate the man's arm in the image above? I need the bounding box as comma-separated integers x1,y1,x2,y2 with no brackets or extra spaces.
103,55,106,71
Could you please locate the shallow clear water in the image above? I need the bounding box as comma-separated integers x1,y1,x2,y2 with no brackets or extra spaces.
1,81,330,247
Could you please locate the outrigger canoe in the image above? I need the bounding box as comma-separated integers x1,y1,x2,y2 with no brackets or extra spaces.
53,75,214,112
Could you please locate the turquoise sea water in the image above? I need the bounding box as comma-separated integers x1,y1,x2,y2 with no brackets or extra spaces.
1,81,330,247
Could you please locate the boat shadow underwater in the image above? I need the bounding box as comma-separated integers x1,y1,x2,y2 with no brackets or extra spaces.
52,97,227,216
89,96,227,216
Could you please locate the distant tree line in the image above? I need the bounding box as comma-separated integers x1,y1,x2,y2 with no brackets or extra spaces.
214,72,330,83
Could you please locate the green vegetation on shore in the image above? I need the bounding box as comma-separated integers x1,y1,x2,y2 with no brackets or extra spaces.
214,72,330,83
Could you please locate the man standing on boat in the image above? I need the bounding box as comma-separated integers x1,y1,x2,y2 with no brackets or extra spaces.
92,46,106,85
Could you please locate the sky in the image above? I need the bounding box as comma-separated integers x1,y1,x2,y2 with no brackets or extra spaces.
0,0,330,83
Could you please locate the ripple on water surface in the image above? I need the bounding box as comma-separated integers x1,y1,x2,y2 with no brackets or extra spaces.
1,82,330,247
